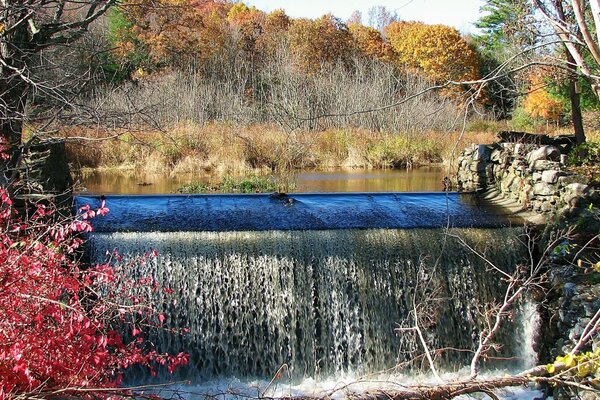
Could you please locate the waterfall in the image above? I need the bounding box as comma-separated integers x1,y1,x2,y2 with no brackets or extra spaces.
87,227,532,381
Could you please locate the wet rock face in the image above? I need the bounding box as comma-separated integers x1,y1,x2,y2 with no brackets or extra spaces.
456,142,593,216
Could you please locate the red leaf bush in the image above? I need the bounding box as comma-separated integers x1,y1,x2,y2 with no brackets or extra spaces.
0,191,187,399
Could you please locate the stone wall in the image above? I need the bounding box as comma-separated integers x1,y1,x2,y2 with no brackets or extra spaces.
457,142,593,215
458,139,599,399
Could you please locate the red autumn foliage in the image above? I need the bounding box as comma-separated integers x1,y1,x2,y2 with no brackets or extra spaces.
0,192,187,399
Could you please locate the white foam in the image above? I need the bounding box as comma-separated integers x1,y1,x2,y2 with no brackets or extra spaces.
140,372,544,400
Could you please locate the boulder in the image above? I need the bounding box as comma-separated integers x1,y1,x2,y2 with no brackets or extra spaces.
533,182,558,196
531,160,561,172
542,170,560,184
527,145,561,164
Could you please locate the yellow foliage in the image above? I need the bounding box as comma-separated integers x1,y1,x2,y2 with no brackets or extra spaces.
348,23,393,62
547,350,600,379
288,14,353,73
227,2,250,21
523,71,565,122
385,21,481,84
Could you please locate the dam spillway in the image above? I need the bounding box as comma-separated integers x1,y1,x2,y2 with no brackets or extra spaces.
76,192,533,382
75,192,519,232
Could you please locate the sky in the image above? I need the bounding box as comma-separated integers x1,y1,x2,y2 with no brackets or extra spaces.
244,0,487,34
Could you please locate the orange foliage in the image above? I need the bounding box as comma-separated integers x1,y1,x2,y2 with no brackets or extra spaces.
287,14,354,73
227,3,266,54
523,70,565,122
254,9,291,57
121,0,231,67
348,23,393,62
385,21,481,84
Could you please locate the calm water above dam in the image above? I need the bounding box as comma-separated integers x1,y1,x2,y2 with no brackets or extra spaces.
77,167,447,194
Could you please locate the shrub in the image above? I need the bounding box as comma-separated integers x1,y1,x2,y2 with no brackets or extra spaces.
0,192,187,398
568,142,600,167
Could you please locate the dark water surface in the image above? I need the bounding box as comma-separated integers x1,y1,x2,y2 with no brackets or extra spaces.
77,167,447,195
76,192,517,232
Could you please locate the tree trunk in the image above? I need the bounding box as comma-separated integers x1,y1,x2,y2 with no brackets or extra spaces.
0,9,31,186
555,0,586,144
567,55,586,145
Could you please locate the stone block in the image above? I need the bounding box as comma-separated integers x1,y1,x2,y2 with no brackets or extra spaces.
527,145,561,164
562,183,590,207
531,160,561,172
533,182,558,196
558,174,586,187
542,170,560,184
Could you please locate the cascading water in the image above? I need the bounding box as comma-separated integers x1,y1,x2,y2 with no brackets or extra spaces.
77,192,539,390
88,227,530,381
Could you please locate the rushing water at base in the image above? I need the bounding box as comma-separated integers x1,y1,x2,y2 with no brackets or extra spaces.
77,167,446,194
88,227,532,383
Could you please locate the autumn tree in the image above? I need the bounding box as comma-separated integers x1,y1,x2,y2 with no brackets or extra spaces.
254,9,291,58
523,68,566,122
385,22,481,85
227,2,266,60
348,23,394,62
287,14,354,74
118,0,231,69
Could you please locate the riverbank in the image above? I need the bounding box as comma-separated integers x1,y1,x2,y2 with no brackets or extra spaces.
64,122,506,176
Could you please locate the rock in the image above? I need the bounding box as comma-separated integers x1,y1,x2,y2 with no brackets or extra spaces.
557,174,587,187
463,145,477,156
562,183,589,207
560,154,568,165
514,143,523,156
490,149,503,163
533,182,558,196
531,160,561,172
473,145,492,161
527,145,561,164
542,170,560,184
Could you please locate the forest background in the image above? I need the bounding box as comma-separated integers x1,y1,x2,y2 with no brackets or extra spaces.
16,0,600,184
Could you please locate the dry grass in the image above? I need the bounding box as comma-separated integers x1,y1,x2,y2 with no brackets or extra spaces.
63,121,600,176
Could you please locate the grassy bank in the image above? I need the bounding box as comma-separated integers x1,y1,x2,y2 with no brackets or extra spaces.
64,122,489,174
64,121,598,177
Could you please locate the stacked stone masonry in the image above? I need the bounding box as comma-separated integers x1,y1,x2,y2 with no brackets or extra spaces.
457,142,593,214
458,140,599,400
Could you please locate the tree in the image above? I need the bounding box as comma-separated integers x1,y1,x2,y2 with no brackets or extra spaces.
533,0,600,100
348,23,394,62
0,0,115,167
475,0,538,55
119,0,231,69
475,0,597,139
227,2,266,58
523,67,566,121
287,14,354,74
386,22,481,85
367,5,399,38
254,9,290,58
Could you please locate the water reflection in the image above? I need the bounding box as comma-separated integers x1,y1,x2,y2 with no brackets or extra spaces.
77,166,447,194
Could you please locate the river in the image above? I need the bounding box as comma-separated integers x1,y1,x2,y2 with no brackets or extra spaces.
76,166,447,194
